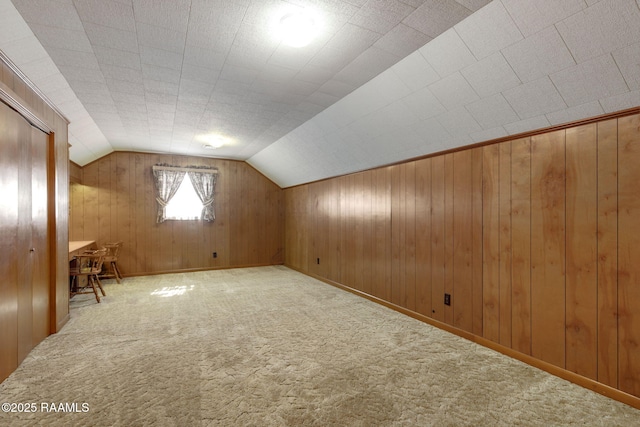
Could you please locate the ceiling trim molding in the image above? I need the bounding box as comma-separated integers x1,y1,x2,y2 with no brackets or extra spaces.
0,48,69,126
0,80,52,134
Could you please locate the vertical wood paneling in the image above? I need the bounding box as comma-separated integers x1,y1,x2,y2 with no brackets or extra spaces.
361,171,373,296
565,123,598,380
596,119,618,388
70,153,284,275
431,156,445,321
391,165,405,307
415,157,432,317
483,144,500,342
373,167,391,301
405,162,416,312
444,154,454,325
453,150,473,332
510,138,532,355
618,113,640,396
531,130,566,368
471,147,484,336
499,142,512,347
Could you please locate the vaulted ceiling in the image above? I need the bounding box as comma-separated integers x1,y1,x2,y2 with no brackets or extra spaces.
1,0,639,187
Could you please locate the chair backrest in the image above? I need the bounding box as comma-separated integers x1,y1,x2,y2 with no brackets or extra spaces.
102,242,122,260
72,249,107,275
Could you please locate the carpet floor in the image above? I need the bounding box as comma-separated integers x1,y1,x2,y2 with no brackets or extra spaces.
0,266,639,426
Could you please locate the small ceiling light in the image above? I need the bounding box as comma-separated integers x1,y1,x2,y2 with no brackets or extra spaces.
277,10,319,47
196,134,229,149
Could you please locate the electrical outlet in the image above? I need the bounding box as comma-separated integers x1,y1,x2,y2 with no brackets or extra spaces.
316,258,320,265
213,252,217,258
444,293,451,306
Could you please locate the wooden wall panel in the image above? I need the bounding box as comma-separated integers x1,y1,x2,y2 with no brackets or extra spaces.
483,144,500,343
565,124,598,380
452,150,473,333
372,167,391,301
70,152,284,276
531,130,566,368
471,147,483,336
444,154,454,325
415,158,432,317
391,165,405,307
596,119,618,388
510,138,532,355
618,113,640,396
431,156,445,322
498,142,512,347
405,162,417,312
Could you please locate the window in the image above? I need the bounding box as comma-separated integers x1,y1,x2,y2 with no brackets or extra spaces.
152,164,218,223
164,177,202,220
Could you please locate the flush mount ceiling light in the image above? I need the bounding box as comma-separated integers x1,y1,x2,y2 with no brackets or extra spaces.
196,134,230,149
276,10,319,48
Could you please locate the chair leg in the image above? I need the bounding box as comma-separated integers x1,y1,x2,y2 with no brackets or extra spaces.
112,262,122,283
95,275,106,296
89,276,101,303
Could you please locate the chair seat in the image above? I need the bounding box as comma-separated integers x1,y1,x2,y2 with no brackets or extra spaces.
70,249,107,303
99,242,124,283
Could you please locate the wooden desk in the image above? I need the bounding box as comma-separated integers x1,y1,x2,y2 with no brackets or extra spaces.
69,240,96,261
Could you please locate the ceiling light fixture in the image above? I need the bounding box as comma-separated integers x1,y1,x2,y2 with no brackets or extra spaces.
196,134,230,149
276,10,319,48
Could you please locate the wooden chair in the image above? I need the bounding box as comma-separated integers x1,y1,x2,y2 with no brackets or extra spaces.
70,249,107,303
99,241,123,283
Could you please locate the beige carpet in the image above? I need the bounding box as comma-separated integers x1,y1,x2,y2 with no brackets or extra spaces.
0,266,639,426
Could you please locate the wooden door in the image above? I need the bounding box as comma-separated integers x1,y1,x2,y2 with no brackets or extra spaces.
0,102,20,380
30,127,49,347
0,101,50,378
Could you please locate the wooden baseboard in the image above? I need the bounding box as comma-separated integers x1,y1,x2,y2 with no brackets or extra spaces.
287,265,640,411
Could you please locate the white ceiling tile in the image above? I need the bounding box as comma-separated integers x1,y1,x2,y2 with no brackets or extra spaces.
181,64,220,84
183,45,226,69
318,79,358,98
502,77,567,119
332,46,400,87
455,0,492,11
11,0,83,31
556,0,640,63
545,101,604,126
93,45,141,69
461,52,521,97
139,46,183,70
599,89,640,113
503,115,551,135
100,64,143,83
141,63,181,84
391,51,440,91
428,72,479,110
502,26,575,83
45,47,101,69
411,117,453,147
0,35,49,64
132,0,191,31
465,93,520,129
351,0,416,33
83,23,138,53
143,79,179,95
403,0,474,38
418,28,477,77
373,23,432,58
106,78,144,95
400,86,447,120
470,126,508,143
551,54,628,107
455,0,523,60
501,0,587,37
74,0,136,32
612,41,640,91
436,106,482,139
136,22,186,53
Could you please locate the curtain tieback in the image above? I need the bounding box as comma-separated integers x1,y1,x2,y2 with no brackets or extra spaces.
156,197,169,207
202,197,214,206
